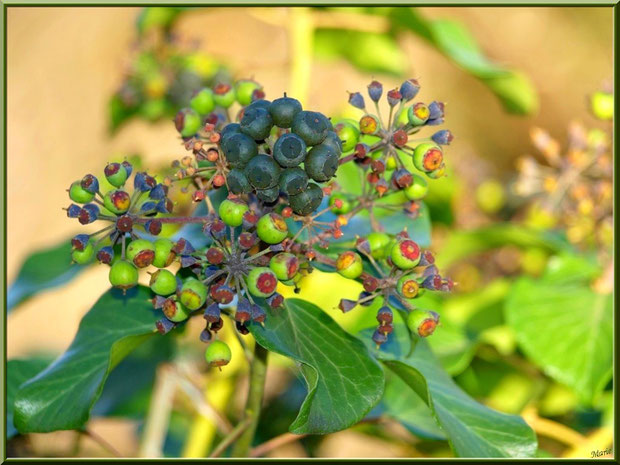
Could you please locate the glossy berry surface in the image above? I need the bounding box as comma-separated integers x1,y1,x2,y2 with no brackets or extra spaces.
163,299,191,323
103,189,131,214
279,167,308,196
150,269,178,296
69,181,95,204
269,95,302,128
104,163,128,188
235,79,262,106
256,213,288,244
221,133,258,168
407,309,440,337
291,111,330,146
404,174,429,200
413,143,443,173
305,144,339,182
227,169,252,195
205,340,232,368
367,232,391,259
219,199,249,227
273,133,307,167
109,260,139,290
288,183,323,216
397,274,420,299
175,108,202,138
240,107,273,141
72,241,95,265
244,155,281,189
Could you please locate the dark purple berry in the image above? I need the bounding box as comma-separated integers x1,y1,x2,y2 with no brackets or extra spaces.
236,321,250,335
210,318,224,333
399,79,420,102
80,174,99,194
145,219,162,235
122,160,133,177
140,201,156,213
96,246,114,264
180,255,199,268
156,198,173,214
152,295,167,309
355,237,371,255
387,89,402,106
348,92,365,110
392,169,413,189
372,329,388,346
238,232,257,249
235,298,252,323
339,298,357,313
423,264,439,277
78,204,99,225
367,81,383,102
200,327,213,343
431,129,453,145
203,302,221,323
173,238,195,255
149,184,167,200
251,304,266,323
71,234,90,251
422,274,443,291
427,101,445,124
266,292,284,308
156,318,176,335
211,284,235,304
376,306,393,325
66,204,81,218
419,250,435,267
358,291,374,307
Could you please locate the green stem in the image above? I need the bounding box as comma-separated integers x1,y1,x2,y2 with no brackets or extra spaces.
230,343,268,457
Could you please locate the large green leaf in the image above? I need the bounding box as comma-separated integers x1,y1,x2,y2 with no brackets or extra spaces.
249,298,384,434
13,286,162,433
7,358,53,438
389,9,538,115
363,324,536,457
314,28,406,76
505,254,612,404
7,241,87,312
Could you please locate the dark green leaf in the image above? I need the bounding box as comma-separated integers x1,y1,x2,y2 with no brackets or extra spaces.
8,240,87,312
314,28,406,76
7,358,53,438
505,255,612,404
249,298,384,434
14,286,162,433
381,340,537,457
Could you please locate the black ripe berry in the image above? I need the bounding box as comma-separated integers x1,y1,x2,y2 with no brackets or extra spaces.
291,111,330,146
279,167,309,196
221,133,258,169
305,144,339,182
244,154,281,189
273,133,307,167
289,182,323,216
268,94,302,128
227,168,252,195
220,122,241,142
256,185,280,204
240,106,273,141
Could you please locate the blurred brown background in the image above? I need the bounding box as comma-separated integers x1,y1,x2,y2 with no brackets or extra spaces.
7,5,612,360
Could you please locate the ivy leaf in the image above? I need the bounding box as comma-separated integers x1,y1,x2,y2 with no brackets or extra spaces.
364,325,537,457
7,358,53,438
7,241,87,313
249,298,384,434
505,254,612,404
13,286,162,433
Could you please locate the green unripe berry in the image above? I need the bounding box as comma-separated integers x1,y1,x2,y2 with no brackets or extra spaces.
426,165,446,179
69,181,95,204
273,133,307,167
246,267,278,297
336,251,363,279
205,340,232,368
407,102,430,126
180,278,208,310
334,120,360,152
256,213,288,244
219,198,249,227
103,189,131,215
213,83,236,108
407,309,439,337
175,108,202,138
269,95,302,128
279,167,308,196
391,239,421,269
72,241,95,265
367,232,391,259
397,274,420,299
104,163,128,188
109,260,139,290
329,193,352,214
153,238,176,268
126,239,156,268
269,252,299,281
149,269,178,296
289,183,323,216
291,111,330,146
235,79,262,106
227,168,252,195
305,144,339,182
244,154,281,189
163,299,191,322
404,174,429,200
190,88,215,115
413,143,443,173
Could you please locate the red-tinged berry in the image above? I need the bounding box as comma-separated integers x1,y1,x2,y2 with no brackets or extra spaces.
103,189,131,214
175,108,202,138
359,114,379,135
69,181,94,204
205,340,232,368
96,246,114,265
371,159,386,174
408,102,430,126
203,302,221,324
419,250,435,267
375,179,388,196
127,239,155,268
413,143,443,173
339,298,357,313
380,323,394,335
391,239,421,269
78,204,100,225
251,304,267,323
376,306,393,325
238,231,257,250
270,252,299,281
427,164,446,179
329,194,352,214
66,203,82,218
150,269,177,296
104,162,128,188
281,206,293,218
80,174,99,194
246,267,278,297
235,321,249,335
235,299,253,324
363,276,379,292
109,260,138,291
152,238,176,268
387,88,401,106
355,237,371,255
180,278,208,310
145,219,162,235
210,318,224,333
212,174,226,187
372,329,388,346
407,309,439,337
397,274,419,299
422,274,443,291
257,213,288,244
71,234,90,251
367,80,383,102
336,251,363,279
213,83,236,108
206,148,220,162
156,318,176,335
392,168,413,189
392,129,408,148
204,219,227,239
206,247,225,265
192,190,205,202
121,160,133,177
354,143,369,159
266,292,284,308
212,284,235,304
428,101,445,122
400,79,420,102
72,241,95,265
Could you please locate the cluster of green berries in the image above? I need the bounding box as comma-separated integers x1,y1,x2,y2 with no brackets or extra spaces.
335,229,451,346
66,161,178,291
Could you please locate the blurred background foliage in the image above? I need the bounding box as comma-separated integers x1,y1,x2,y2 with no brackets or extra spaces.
6,6,613,459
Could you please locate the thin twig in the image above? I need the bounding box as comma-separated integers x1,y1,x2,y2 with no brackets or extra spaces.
209,417,253,458
250,432,307,457
81,428,122,458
